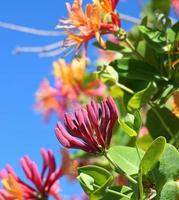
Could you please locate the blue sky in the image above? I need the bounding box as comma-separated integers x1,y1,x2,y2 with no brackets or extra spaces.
0,0,151,198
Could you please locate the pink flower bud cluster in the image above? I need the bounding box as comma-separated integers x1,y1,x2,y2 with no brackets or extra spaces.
55,96,118,153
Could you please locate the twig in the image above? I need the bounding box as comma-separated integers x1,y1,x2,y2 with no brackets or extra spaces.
0,21,65,36
14,41,63,54
39,48,68,57
120,13,141,24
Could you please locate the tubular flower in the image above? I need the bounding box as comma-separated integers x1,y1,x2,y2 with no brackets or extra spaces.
35,58,105,121
0,149,62,200
55,96,119,154
53,58,106,99
53,58,85,100
56,0,120,52
35,79,66,121
1,175,23,200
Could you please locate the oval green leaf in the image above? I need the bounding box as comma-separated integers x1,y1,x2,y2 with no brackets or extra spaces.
140,136,166,175
108,146,144,175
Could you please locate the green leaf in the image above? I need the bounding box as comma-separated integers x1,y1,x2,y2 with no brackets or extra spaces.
146,106,179,140
133,110,142,133
106,41,132,53
136,134,153,151
138,25,166,53
98,65,119,83
94,40,132,54
127,82,158,111
150,0,170,14
158,144,179,180
139,26,165,43
90,176,113,200
159,181,179,200
120,111,142,136
78,165,113,186
150,144,179,192
110,58,160,81
78,165,113,199
108,146,144,175
171,22,179,40
118,118,137,137
140,136,166,175
167,28,176,43
78,173,95,194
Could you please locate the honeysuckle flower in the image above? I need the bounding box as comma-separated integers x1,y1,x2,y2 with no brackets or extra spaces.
35,58,105,121
0,175,23,200
57,0,120,53
53,58,106,100
53,58,85,100
0,148,62,200
35,79,66,121
55,96,118,154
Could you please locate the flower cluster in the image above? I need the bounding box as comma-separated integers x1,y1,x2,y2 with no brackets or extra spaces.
0,149,62,200
35,57,105,121
57,0,120,53
55,96,118,153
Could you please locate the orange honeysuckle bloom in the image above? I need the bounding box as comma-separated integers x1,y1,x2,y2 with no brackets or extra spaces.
60,0,86,28
57,0,120,52
63,3,106,49
53,58,86,99
35,57,105,121
53,57,106,99
94,0,120,25
2,175,23,200
172,91,179,117
93,0,117,13
35,79,61,121
53,58,85,85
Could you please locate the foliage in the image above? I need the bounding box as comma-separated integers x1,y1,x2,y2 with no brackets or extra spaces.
0,0,179,200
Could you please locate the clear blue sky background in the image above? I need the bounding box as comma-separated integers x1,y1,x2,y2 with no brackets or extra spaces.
0,0,173,199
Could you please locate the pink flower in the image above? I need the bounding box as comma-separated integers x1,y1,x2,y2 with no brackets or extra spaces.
0,148,62,200
139,127,149,138
55,96,118,153
35,59,106,122
172,0,179,15
35,79,67,122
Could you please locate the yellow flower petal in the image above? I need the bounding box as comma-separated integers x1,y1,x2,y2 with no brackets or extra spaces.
2,175,23,200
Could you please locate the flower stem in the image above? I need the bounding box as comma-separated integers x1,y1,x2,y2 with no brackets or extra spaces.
116,82,134,94
107,188,131,199
93,183,131,199
138,168,143,200
104,152,137,185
